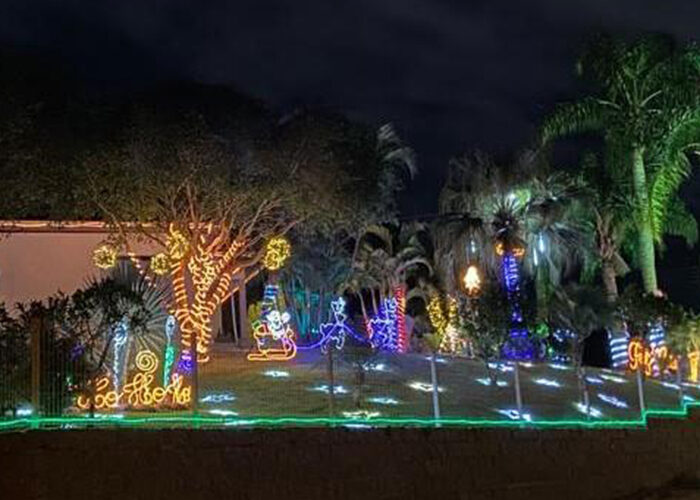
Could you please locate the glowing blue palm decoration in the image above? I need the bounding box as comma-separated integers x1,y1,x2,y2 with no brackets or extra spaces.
501,252,534,360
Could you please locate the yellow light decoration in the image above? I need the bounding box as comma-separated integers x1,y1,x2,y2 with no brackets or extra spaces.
93,244,118,269
247,313,298,362
495,242,525,258
463,265,481,296
427,296,448,335
76,350,191,410
150,252,171,276
262,236,291,271
439,297,464,354
689,351,700,382
628,338,679,378
166,225,189,260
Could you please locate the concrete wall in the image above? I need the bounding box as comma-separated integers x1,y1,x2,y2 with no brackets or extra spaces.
1,413,700,500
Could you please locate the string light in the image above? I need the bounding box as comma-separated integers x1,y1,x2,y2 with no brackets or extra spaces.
162,315,177,385
608,333,630,369
394,286,408,353
599,373,627,384
93,245,118,269
500,250,533,360
111,318,129,392
262,236,291,271
77,350,191,410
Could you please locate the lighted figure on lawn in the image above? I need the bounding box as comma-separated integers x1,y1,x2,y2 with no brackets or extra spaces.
299,297,364,352
111,317,129,392
247,309,298,361
77,350,191,410
162,315,178,384
367,287,408,353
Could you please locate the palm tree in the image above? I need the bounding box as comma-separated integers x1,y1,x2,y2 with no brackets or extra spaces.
542,34,700,294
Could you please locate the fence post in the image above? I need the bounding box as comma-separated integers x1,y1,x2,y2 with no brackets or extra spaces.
30,315,41,417
513,361,523,417
430,352,441,422
677,358,684,408
636,369,646,416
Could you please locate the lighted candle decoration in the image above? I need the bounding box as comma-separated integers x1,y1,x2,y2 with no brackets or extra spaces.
77,350,191,410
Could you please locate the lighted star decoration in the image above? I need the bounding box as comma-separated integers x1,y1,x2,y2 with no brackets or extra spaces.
262,236,291,271
93,245,118,269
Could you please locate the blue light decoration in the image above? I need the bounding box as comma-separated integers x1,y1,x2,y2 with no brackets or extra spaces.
500,251,535,360
608,330,630,369
177,349,193,375
549,329,575,364
111,317,129,392
162,315,178,385
298,297,365,352
585,376,604,385
368,297,401,351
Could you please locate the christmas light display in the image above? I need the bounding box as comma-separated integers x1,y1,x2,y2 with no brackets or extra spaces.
310,384,349,394
689,351,700,382
342,410,381,419
208,409,238,417
262,236,291,271
299,297,364,352
77,350,191,410
596,393,628,409
247,310,297,362
608,332,630,369
177,350,193,375
408,381,444,393
495,408,532,421
476,378,508,387
111,318,129,392
599,373,627,384
368,297,400,351
394,286,408,353
200,393,236,403
263,370,290,378
533,378,561,388
162,315,177,385
367,397,400,405
93,245,118,269
585,376,604,385
463,264,481,296
628,338,678,378
500,250,533,360
150,253,171,276
573,402,602,418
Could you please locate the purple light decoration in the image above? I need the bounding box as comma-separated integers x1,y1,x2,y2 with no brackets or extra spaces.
177,350,193,374
501,251,534,360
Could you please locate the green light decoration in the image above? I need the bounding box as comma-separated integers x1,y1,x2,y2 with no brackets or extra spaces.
3,401,700,432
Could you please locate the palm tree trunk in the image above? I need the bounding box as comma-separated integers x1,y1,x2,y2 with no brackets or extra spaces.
535,263,549,320
601,260,619,302
631,146,658,294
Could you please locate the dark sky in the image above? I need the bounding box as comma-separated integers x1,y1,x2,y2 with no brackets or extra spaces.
1,0,699,215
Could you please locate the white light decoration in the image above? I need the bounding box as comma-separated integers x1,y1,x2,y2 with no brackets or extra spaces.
476,378,508,387
488,362,514,373
684,395,696,402
548,364,570,371
533,378,562,388
495,408,532,421
408,381,444,393
263,370,290,378
573,402,603,418
597,393,628,409
608,333,630,369
367,363,390,372
660,381,680,390
463,264,481,295
208,409,239,417
16,407,33,417
341,410,381,419
423,356,449,364
585,376,604,385
200,393,236,403
600,374,627,384
310,385,349,395
519,362,534,368
367,397,400,405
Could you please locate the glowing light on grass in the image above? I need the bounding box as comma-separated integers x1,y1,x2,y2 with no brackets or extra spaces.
548,364,570,371
263,370,290,378
408,381,444,393
367,363,389,372
476,378,508,387
533,378,561,388
200,393,236,403
660,381,680,390
495,408,531,421
574,402,602,418
208,409,238,417
597,393,628,409
585,376,604,385
600,374,627,384
342,410,381,419
16,407,32,417
310,385,349,395
488,362,514,373
367,397,399,405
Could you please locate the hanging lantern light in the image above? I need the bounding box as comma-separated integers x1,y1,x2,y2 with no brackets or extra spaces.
463,265,481,296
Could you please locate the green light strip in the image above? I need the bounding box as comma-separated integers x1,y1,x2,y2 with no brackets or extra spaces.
1,401,698,432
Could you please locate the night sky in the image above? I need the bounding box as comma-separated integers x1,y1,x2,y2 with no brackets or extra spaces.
1,1,700,303
2,1,699,214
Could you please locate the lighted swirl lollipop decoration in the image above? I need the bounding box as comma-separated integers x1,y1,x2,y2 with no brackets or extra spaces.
262,236,291,271
135,350,159,374
93,244,118,269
